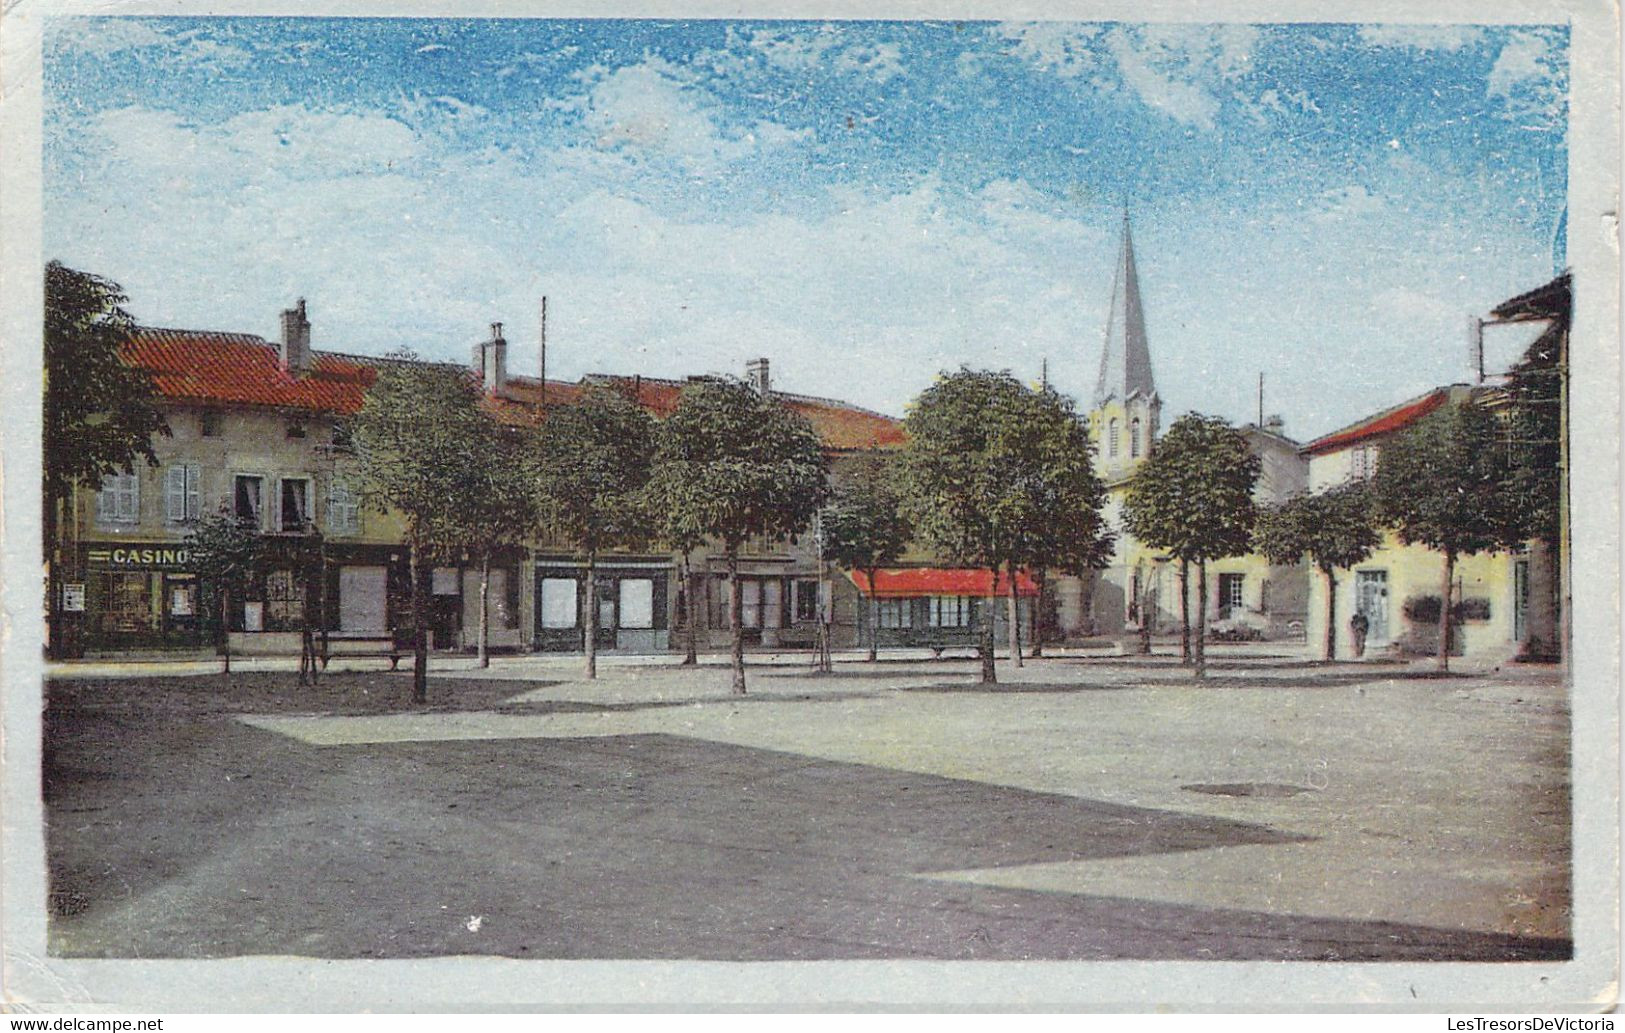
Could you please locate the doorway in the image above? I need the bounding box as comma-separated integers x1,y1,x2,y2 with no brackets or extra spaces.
1355,570,1390,646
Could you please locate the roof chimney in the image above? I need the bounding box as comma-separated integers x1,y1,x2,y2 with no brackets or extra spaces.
472,321,507,395
746,357,770,395
279,298,311,376
1264,414,1285,434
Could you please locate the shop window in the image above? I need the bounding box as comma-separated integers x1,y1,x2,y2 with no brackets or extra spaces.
327,478,361,536
878,599,912,629
164,464,202,525
279,478,312,532
96,472,140,527
265,569,305,629
432,567,460,595
619,578,654,629
540,577,578,629
740,579,762,629
234,475,264,527
794,580,819,623
100,571,152,633
929,596,971,628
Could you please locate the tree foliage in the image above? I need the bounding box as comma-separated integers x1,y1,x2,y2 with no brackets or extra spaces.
1122,413,1260,565
185,506,265,675
1371,401,1522,558
537,384,658,678
1504,323,1564,546
1371,399,1522,671
44,261,171,508
647,377,829,694
823,452,912,661
1254,483,1380,660
899,369,1111,680
348,352,491,701
1123,412,1260,676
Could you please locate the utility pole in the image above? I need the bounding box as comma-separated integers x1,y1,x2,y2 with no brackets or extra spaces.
538,296,548,408
1257,372,1264,426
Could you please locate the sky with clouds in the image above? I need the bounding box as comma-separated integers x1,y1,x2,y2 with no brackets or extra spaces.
44,18,1568,440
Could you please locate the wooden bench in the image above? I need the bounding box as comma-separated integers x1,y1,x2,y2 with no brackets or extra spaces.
318,638,411,670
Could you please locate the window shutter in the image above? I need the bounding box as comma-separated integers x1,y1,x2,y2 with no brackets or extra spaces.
96,479,112,523
118,474,139,523
186,466,201,521
166,466,186,523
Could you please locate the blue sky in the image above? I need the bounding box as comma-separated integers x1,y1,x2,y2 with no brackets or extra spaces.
43,18,1568,439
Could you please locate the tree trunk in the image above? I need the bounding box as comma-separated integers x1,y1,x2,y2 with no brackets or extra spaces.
1322,565,1338,661
409,540,428,705
681,551,698,666
1007,563,1023,668
979,574,997,685
478,552,491,669
1195,560,1208,680
583,550,598,680
1031,571,1046,658
1438,549,1455,673
220,586,231,676
728,546,746,695
866,569,878,663
1179,558,1192,665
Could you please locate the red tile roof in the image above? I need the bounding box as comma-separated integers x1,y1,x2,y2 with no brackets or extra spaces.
123,328,380,414
122,329,907,451
847,567,1039,598
1301,388,1452,456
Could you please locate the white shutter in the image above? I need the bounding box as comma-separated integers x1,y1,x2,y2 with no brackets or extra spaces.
166,466,186,524
116,474,139,524
96,478,112,523
185,466,201,521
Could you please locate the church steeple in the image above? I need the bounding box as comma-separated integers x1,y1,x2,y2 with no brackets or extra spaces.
1088,210,1161,481
1094,211,1158,407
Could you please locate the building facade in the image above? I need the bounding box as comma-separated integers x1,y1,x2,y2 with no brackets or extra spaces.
1300,383,1558,662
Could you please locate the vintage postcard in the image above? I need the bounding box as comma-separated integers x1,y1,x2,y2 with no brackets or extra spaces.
1,0,1618,1012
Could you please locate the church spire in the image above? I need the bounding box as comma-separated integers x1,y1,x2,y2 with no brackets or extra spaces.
1094,210,1158,407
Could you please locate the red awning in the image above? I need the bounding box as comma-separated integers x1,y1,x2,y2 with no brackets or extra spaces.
846,568,1039,598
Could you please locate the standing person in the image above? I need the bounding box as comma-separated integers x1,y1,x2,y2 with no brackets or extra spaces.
1350,611,1370,658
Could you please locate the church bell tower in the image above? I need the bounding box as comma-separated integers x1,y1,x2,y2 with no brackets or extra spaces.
1088,211,1161,481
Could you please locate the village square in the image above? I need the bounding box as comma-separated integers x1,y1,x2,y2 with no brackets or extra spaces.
29,18,1577,967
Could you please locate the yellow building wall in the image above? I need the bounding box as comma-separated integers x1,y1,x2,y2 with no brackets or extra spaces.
1304,530,1547,660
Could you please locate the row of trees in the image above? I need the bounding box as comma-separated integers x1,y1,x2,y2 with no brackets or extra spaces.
1123,400,1537,677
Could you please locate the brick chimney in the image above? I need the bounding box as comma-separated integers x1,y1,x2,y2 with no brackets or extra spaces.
472,321,507,395
279,298,311,376
746,357,770,395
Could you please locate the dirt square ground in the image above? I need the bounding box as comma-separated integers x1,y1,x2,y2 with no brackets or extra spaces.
41,649,1569,960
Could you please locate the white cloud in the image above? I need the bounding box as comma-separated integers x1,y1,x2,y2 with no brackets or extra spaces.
563,57,811,173
47,19,253,67
1356,25,1486,52
1104,25,1258,130
989,23,1107,81
1487,30,1567,128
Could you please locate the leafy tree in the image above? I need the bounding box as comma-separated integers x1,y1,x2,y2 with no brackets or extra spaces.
1371,400,1521,672
648,378,829,694
1254,483,1380,660
348,352,489,703
1122,413,1260,678
186,507,265,676
44,261,170,656
822,453,911,662
1000,385,1115,663
440,417,538,669
899,369,1110,682
536,385,657,679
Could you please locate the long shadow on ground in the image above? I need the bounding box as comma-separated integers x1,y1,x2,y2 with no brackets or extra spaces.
43,705,1569,962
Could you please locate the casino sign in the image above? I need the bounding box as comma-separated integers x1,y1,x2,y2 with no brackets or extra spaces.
86,545,193,570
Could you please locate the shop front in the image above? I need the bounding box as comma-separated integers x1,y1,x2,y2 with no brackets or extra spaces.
65,542,207,654
534,559,672,654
